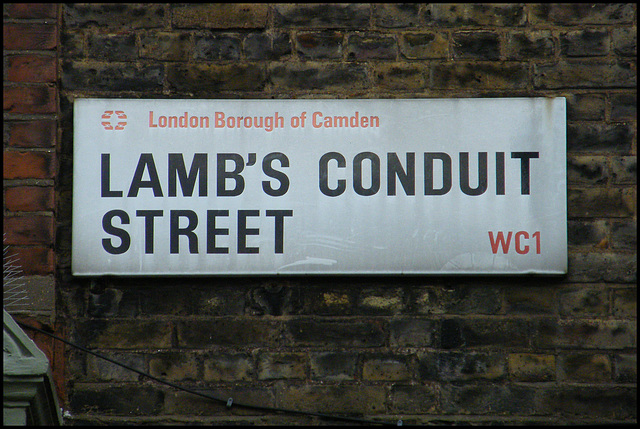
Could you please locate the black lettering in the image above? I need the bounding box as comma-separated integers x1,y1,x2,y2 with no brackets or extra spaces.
266,210,293,254
102,209,130,254
217,153,245,197
353,152,380,196
170,210,198,254
387,152,415,196
206,210,229,254
128,153,163,197
496,152,505,195
511,152,539,195
238,210,260,254
136,210,163,254
424,152,452,195
101,154,123,197
460,152,488,196
319,152,346,197
262,152,290,197
168,153,208,197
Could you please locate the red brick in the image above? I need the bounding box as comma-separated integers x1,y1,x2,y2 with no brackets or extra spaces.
3,86,57,114
7,120,57,148
3,24,57,50
3,151,56,179
5,186,55,212
7,55,57,83
6,3,58,19
8,246,55,274
3,216,55,245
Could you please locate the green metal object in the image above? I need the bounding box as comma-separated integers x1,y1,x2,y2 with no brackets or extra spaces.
3,310,62,425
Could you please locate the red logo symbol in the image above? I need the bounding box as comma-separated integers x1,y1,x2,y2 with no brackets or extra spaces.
101,110,127,130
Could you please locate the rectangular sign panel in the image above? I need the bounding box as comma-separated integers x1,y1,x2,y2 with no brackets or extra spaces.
72,98,566,276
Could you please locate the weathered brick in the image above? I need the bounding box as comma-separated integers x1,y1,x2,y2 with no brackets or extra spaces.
286,319,385,347
441,384,541,415
389,384,439,414
345,33,398,60
559,353,612,382
612,288,637,319
614,353,637,383
87,287,135,318
6,120,56,148
611,156,637,185
420,351,506,381
415,284,502,315
273,4,370,29
167,63,265,93
565,93,606,121
3,246,54,275
399,31,449,59
612,27,637,57
508,353,556,382
424,4,526,27
61,60,164,92
533,60,636,89
3,215,54,245
149,352,198,381
610,93,637,122
3,86,57,114
374,3,421,28
64,4,165,29
3,150,56,179
86,352,145,382
5,186,55,211
3,24,57,50
389,318,437,347
560,29,610,57
568,252,636,283
193,33,242,61
504,30,555,60
74,320,172,349
503,286,556,314
257,352,306,380
7,55,57,83
529,4,635,26
543,386,636,419
70,385,164,416
164,387,275,416
277,385,386,415
558,285,609,317
295,31,344,60
373,62,427,90
440,318,531,349
172,4,268,29
363,354,411,381
567,156,608,185
610,220,637,250
138,284,195,316
60,31,84,58
176,319,282,348
534,318,636,350
430,61,528,90
203,353,253,382
246,283,302,316
7,3,58,19
356,287,405,315
309,352,358,381
244,32,291,60
568,188,634,218
452,31,501,60
269,62,369,91
87,33,137,60
193,286,247,316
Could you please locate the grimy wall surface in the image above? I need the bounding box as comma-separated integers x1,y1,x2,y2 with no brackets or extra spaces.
3,3,636,425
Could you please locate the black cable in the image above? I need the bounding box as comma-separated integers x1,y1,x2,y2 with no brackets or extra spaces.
18,321,403,426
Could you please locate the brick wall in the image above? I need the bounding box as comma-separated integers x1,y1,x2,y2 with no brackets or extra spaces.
4,3,636,425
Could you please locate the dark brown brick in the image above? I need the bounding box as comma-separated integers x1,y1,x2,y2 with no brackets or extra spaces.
430,61,528,90
559,353,612,382
176,319,282,348
87,33,137,60
6,120,57,148
5,186,55,211
534,60,636,89
61,60,164,92
3,151,56,179
167,63,265,93
172,4,268,29
3,86,57,114
7,3,58,19
3,24,57,50
560,29,611,57
268,62,369,91
287,319,385,347
452,31,501,60
7,55,57,83
273,4,370,29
